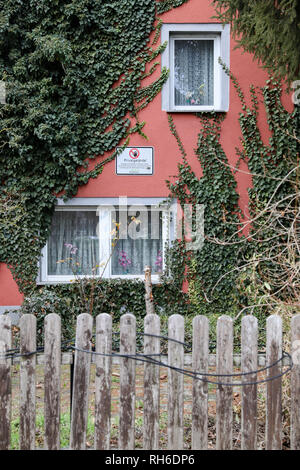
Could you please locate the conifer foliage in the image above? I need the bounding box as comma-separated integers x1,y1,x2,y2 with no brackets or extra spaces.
213,0,300,84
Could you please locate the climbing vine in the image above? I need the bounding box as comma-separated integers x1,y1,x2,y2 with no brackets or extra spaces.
166,113,241,315
0,0,189,292
229,71,300,315
166,68,299,318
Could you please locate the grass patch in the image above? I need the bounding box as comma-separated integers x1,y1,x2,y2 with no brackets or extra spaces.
9,412,95,450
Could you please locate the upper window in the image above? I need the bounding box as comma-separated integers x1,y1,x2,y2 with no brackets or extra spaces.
161,24,230,112
39,198,175,283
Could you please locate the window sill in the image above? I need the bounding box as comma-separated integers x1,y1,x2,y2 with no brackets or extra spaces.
37,275,163,285
166,106,227,113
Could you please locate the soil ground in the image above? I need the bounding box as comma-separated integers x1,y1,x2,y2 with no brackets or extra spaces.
9,362,290,450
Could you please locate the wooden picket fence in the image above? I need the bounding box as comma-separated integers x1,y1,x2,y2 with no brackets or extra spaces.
0,312,300,450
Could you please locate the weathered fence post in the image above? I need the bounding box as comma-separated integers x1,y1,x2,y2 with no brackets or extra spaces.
44,313,61,450
94,313,112,450
241,315,257,450
144,266,155,315
266,315,282,450
143,313,160,450
216,315,233,450
291,314,300,449
192,315,209,450
20,314,36,450
168,314,184,450
70,313,93,450
0,315,12,450
119,313,136,450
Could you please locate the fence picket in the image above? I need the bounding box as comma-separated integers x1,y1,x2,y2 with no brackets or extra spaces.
44,314,61,450
168,314,184,450
0,315,12,450
216,315,233,450
241,315,257,450
192,315,208,450
20,314,36,450
94,313,112,450
291,314,300,449
266,315,282,450
70,313,93,450
143,314,160,450
119,313,136,450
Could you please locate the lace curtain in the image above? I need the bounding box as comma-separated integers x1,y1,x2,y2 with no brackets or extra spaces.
48,211,99,275
174,39,214,106
111,209,163,275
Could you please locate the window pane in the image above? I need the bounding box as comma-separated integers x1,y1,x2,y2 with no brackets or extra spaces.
111,208,163,275
47,211,99,275
174,39,214,106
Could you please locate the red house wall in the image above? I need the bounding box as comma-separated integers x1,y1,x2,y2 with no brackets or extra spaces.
0,0,293,307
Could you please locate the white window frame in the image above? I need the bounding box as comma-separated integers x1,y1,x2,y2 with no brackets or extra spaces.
161,24,230,112
38,197,177,284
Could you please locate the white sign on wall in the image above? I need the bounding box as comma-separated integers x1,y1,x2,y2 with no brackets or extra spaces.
116,147,154,175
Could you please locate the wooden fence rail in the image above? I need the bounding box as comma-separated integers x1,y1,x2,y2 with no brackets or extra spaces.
0,312,299,450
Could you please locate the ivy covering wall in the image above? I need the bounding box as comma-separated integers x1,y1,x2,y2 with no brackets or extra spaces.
167,70,299,323
0,0,189,292
167,112,241,315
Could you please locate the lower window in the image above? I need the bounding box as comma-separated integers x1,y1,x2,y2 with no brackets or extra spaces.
39,201,171,283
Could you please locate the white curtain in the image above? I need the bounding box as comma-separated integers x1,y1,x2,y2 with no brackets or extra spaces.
174,39,214,106
111,209,163,275
48,211,99,275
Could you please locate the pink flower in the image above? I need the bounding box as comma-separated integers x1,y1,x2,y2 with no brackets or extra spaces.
64,243,78,254
118,250,132,269
155,250,163,270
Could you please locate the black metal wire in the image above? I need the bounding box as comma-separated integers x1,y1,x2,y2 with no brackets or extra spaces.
2,331,293,387
68,345,292,387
